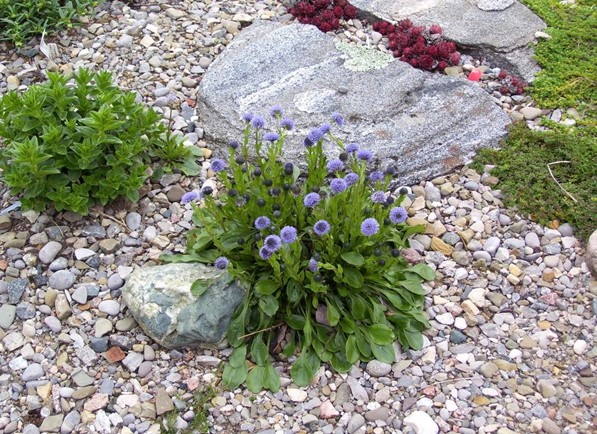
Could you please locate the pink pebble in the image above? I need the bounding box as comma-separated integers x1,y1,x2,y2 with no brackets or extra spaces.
468,69,481,81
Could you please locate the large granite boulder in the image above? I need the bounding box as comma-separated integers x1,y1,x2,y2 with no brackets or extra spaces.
122,263,246,349
198,22,511,186
349,0,546,81
588,230,597,277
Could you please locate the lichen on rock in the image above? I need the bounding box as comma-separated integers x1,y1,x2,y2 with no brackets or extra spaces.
335,41,395,71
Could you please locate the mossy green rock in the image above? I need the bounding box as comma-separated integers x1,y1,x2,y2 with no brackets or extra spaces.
122,263,245,348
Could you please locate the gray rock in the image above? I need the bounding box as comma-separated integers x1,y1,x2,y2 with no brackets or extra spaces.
49,270,76,290
71,286,88,304
98,300,120,316
349,0,545,81
39,414,63,433
366,360,392,377
198,22,510,186
23,425,40,434
21,363,44,381
557,223,574,237
525,232,540,249
125,212,142,231
122,352,144,371
16,302,36,320
8,278,28,304
107,274,124,290
483,237,501,255
39,241,63,264
122,263,245,348
61,411,80,433
81,225,106,238
44,316,62,333
588,230,597,277
0,304,16,329
90,337,109,353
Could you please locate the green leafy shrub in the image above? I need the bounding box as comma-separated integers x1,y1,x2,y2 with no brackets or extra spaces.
0,0,100,47
163,108,434,392
0,68,201,215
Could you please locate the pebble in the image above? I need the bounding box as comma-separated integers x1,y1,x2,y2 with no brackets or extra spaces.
21,363,44,381
98,300,120,316
49,270,76,290
38,241,63,264
365,360,392,377
0,304,17,329
403,411,439,434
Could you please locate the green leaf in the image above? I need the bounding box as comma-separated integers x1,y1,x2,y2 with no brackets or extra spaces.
246,365,266,393
406,263,436,281
286,314,306,330
259,295,279,317
229,345,247,368
263,362,281,392
179,156,201,176
227,305,247,348
343,267,364,289
368,324,395,345
290,352,315,387
255,279,278,295
287,279,302,303
350,297,367,320
345,335,359,364
325,300,340,326
339,317,356,334
355,330,371,358
190,278,210,297
340,251,365,266
330,351,353,373
371,343,395,364
399,279,426,296
222,362,248,390
250,335,269,366
190,231,212,252
404,330,424,350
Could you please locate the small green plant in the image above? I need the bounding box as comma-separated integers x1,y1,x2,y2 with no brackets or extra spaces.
163,108,434,392
159,386,216,434
0,68,201,215
0,0,100,47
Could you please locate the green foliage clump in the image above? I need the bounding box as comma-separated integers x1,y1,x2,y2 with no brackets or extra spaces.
164,109,434,392
0,0,100,47
0,68,201,215
521,0,596,115
473,123,596,240
160,386,216,434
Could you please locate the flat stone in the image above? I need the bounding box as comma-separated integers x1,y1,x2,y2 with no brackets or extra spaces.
125,212,142,231
49,270,76,290
71,286,88,304
0,304,16,329
199,22,510,186
479,362,498,378
98,300,120,316
72,370,94,387
403,410,439,434
520,106,544,120
94,318,113,337
122,352,144,371
72,386,97,400
347,413,366,434
155,389,174,416
287,388,308,402
83,393,109,412
39,414,63,433
8,278,28,304
74,248,95,261
366,360,392,377
22,363,44,381
104,347,126,363
39,241,63,264
121,263,245,348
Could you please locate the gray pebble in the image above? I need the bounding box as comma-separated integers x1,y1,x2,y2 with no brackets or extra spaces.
90,337,109,353
49,257,68,271
8,278,28,304
44,316,62,333
16,302,36,320
125,212,142,231
39,241,63,264
483,237,501,255
21,363,44,381
107,274,124,290
81,225,106,238
0,304,17,329
49,270,76,290
98,300,120,315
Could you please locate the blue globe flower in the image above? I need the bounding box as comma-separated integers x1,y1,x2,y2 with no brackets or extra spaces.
280,226,298,244
210,159,227,173
303,192,321,208
214,257,229,270
259,247,273,260
264,235,282,252
331,112,344,126
356,149,373,161
346,143,359,153
264,132,279,142
280,118,295,130
327,159,345,173
181,191,200,204
251,116,265,129
344,172,358,186
389,207,408,224
313,220,331,236
308,258,318,272
361,218,379,236
254,216,271,230
330,178,347,194
371,191,387,203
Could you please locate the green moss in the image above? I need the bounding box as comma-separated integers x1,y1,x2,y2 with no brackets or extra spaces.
521,0,596,116
472,0,596,240
158,386,217,434
473,124,596,240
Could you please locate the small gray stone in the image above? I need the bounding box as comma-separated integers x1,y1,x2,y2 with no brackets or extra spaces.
49,270,76,290
346,376,369,403
525,232,540,248
557,223,574,237
15,302,35,320
117,34,133,48
90,337,109,353
21,363,44,381
347,413,366,434
450,330,467,344
61,411,80,433
0,304,17,329
483,237,501,255
107,274,124,290
122,352,144,371
8,278,28,304
543,243,561,255
138,361,153,378
23,424,40,434
95,318,113,337
366,360,392,377
365,406,390,422
39,414,64,433
42,315,61,333
125,212,142,231
72,370,94,387
71,286,88,304
49,257,68,271
74,248,95,261
98,300,120,316
39,241,63,264
81,225,106,238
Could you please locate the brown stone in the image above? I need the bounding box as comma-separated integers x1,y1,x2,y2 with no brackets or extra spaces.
83,393,109,411
104,346,125,363
431,237,454,255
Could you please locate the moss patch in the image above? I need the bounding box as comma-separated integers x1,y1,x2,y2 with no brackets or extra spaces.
472,0,596,240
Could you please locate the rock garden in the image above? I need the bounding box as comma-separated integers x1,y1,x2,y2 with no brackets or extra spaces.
0,0,595,433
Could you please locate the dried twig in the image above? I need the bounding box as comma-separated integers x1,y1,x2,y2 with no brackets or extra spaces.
547,161,578,203
94,210,129,231
237,323,284,340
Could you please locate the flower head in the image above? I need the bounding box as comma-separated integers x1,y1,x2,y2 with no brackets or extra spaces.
389,207,408,224
319,123,331,134
280,226,298,244
251,116,265,129
280,118,295,130
264,132,279,142
371,191,387,204
303,192,321,208
369,171,384,182
330,178,347,194
361,218,379,236
210,159,227,173
331,112,344,126
346,143,359,153
307,128,324,143
242,112,253,122
304,137,314,147
264,235,282,252
269,105,284,117
228,140,240,149
344,172,358,186
308,258,318,272
259,247,273,260
254,216,271,230
181,190,200,204
214,257,229,270
313,220,331,236
327,159,345,173
356,149,373,161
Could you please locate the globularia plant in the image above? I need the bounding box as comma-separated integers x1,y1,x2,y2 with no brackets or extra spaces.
164,108,433,392
0,67,201,215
